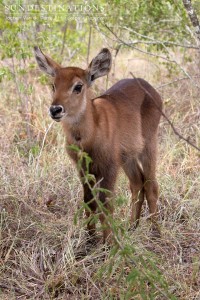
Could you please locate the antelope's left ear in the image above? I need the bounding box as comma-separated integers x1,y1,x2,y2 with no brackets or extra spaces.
34,46,61,77
87,48,112,85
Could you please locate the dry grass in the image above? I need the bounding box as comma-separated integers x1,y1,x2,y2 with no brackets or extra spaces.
0,49,200,299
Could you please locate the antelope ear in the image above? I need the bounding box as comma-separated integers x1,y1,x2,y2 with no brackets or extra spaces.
87,48,112,85
34,46,61,76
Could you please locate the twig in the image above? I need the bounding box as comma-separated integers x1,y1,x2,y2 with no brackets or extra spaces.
121,26,199,49
22,58,32,142
126,40,199,49
4,220,20,263
0,284,21,293
36,121,54,172
87,25,92,65
60,20,68,56
92,19,116,49
112,44,122,76
156,75,200,89
11,57,32,142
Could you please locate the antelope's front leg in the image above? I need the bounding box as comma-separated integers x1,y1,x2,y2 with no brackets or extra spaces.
99,199,114,244
97,169,117,244
83,183,97,237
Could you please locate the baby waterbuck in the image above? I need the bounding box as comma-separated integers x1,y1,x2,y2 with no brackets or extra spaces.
34,46,162,243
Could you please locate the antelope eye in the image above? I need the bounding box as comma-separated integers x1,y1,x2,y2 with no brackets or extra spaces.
50,83,55,92
73,84,83,94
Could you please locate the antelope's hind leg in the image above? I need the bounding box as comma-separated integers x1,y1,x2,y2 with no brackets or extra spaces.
140,142,159,223
123,159,145,228
140,140,161,236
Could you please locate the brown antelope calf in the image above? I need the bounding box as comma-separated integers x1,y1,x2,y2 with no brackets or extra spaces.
34,47,162,243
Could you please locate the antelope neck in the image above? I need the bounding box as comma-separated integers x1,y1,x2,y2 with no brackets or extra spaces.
62,97,94,144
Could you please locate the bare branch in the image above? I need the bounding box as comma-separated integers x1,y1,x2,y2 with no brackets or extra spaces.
156,75,200,89
87,25,92,65
122,26,199,49
127,40,199,49
60,20,68,56
103,24,200,89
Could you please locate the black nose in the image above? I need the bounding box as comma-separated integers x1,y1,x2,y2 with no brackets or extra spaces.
49,105,64,117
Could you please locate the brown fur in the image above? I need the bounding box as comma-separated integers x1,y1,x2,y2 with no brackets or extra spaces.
34,47,162,243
